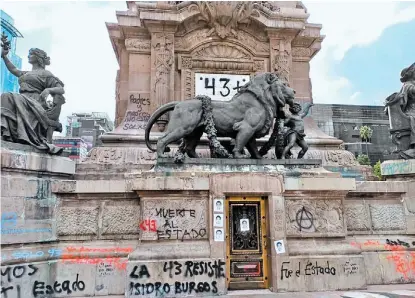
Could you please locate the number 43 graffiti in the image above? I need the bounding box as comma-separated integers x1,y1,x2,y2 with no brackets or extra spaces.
202,77,246,97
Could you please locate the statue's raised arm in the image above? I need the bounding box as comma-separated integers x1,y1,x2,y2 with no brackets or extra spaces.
1,34,66,154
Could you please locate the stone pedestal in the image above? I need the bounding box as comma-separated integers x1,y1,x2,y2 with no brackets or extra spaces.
381,159,415,180
1,141,75,245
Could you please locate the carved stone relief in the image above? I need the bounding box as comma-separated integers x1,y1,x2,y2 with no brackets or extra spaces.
125,38,151,53
292,47,312,58
274,54,290,83
192,2,260,39
182,68,193,99
235,30,269,54
193,43,251,60
175,29,210,51
151,32,174,106
285,199,344,236
270,35,293,84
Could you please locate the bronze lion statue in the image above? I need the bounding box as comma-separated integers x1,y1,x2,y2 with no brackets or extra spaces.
145,73,295,159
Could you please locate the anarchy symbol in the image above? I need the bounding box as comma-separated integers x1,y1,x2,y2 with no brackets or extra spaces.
295,206,314,231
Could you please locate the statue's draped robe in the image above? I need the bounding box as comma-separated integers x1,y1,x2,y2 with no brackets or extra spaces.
400,80,415,146
1,69,64,154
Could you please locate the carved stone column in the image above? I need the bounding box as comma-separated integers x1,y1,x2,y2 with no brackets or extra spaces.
267,30,296,86
146,23,177,109
267,30,296,158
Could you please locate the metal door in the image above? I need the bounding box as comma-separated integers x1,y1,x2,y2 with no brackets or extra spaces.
225,196,268,290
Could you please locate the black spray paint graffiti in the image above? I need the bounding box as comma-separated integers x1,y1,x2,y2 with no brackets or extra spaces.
386,239,415,248
32,274,85,297
155,209,196,218
343,261,359,276
153,208,207,241
295,206,314,231
156,227,207,241
129,260,225,296
280,261,336,280
123,94,151,131
1,264,38,297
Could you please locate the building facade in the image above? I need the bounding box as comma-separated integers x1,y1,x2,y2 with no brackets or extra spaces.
1,10,23,93
65,112,114,150
52,137,88,162
311,104,395,165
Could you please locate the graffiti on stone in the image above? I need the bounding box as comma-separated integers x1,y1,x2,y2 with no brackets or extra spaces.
280,260,336,280
285,200,343,235
295,206,314,231
0,212,52,235
128,260,225,297
32,274,85,297
112,93,151,134
141,199,208,241
343,261,359,276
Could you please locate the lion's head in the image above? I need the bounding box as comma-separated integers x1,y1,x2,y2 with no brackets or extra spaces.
239,72,295,110
236,72,296,137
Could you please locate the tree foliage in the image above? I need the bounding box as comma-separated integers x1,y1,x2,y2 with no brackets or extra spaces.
373,160,382,180
357,154,371,165
359,125,373,142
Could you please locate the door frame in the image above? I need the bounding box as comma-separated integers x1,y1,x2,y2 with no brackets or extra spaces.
225,196,269,290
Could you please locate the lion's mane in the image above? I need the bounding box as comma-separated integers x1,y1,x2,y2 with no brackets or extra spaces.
234,73,283,137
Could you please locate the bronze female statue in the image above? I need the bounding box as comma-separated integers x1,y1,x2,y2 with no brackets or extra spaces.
385,62,415,159
1,35,66,154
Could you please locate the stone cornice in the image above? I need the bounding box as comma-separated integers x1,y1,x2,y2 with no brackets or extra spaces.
130,1,309,30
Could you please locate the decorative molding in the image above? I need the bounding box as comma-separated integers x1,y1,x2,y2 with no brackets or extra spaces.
183,68,193,99
125,38,151,53
193,2,260,39
292,47,312,57
273,54,290,84
193,43,251,60
253,60,265,72
151,32,174,106
269,33,295,84
175,29,210,51
181,56,192,69
235,30,269,54
192,60,254,71
175,28,269,57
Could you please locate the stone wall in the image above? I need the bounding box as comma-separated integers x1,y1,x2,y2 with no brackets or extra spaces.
2,149,415,297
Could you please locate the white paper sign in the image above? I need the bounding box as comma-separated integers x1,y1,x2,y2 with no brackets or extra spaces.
240,219,250,232
195,73,250,101
214,214,223,227
214,228,224,241
274,240,286,254
213,199,224,212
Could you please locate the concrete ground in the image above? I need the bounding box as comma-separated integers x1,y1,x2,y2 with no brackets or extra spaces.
81,285,415,298
220,285,415,298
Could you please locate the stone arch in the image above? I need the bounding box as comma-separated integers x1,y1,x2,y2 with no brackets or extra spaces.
190,41,254,62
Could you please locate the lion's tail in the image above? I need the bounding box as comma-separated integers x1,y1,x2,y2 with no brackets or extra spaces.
145,101,178,152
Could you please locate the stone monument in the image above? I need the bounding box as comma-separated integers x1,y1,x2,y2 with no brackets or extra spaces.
381,62,415,179
1,34,66,154
86,0,361,176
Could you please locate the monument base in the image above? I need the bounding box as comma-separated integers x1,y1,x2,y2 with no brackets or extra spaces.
1,141,75,245
381,159,415,180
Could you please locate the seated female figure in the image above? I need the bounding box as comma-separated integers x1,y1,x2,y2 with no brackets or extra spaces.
1,46,65,154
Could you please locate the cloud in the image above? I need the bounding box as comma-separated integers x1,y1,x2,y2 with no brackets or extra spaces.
304,1,415,105
2,1,126,132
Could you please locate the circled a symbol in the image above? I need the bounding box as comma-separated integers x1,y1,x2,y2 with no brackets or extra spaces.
295,206,313,231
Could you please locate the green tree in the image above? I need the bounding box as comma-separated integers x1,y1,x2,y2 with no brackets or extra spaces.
357,154,370,166
359,125,373,156
373,160,382,180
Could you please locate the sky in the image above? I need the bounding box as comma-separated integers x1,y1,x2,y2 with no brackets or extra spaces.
1,1,415,130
